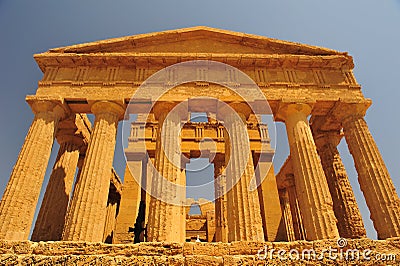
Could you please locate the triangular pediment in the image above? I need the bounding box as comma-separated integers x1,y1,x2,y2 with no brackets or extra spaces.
47,26,344,56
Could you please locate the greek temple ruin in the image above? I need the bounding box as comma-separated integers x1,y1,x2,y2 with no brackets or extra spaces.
0,26,399,248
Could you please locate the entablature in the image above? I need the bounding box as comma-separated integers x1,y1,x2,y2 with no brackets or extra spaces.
32,81,365,117
37,64,358,89
34,53,354,71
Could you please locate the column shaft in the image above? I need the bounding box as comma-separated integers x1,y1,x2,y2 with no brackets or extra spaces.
31,140,80,241
145,158,155,230
0,102,63,240
103,197,119,243
344,115,400,239
255,162,282,241
214,156,228,242
62,101,123,242
113,164,142,243
285,175,306,240
224,112,264,241
314,132,366,238
283,104,339,240
147,111,186,242
279,189,296,242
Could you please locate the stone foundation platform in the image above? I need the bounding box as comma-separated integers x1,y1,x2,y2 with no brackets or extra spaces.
0,238,399,265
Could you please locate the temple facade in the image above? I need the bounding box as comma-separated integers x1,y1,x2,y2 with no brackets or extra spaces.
0,26,399,246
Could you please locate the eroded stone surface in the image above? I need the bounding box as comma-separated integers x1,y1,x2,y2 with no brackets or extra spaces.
0,239,399,265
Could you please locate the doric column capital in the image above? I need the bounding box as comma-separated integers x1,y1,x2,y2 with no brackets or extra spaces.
56,134,85,148
152,101,187,122
31,101,67,120
313,130,343,149
275,102,313,123
278,103,314,147
330,99,371,127
91,101,125,120
26,96,70,120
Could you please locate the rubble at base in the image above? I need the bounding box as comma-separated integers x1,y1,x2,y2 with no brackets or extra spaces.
0,238,399,265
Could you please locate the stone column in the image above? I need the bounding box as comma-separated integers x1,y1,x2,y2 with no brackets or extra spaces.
147,103,186,242
278,189,296,242
145,158,155,228
254,160,282,241
135,155,148,244
62,101,124,242
224,111,264,242
343,114,400,239
103,201,118,243
113,164,142,244
0,101,65,240
284,174,306,240
206,211,216,242
278,103,339,240
75,155,85,187
214,154,228,242
31,134,82,241
314,131,366,239
103,187,120,243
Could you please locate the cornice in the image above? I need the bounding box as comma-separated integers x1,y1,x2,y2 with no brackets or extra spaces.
34,52,354,72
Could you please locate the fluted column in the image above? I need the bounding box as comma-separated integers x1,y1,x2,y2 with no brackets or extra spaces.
314,131,366,239
147,103,186,242
103,192,119,243
254,159,282,241
343,114,400,239
214,154,228,242
75,155,85,186
0,101,66,240
31,135,82,241
279,103,339,240
284,174,306,240
62,101,124,242
145,158,155,230
224,111,264,242
278,189,296,242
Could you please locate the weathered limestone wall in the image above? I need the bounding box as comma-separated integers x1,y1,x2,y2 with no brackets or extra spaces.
0,239,399,265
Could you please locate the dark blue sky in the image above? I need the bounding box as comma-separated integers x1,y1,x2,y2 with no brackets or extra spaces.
0,0,399,239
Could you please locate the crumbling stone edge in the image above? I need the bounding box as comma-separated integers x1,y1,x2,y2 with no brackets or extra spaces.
0,238,399,265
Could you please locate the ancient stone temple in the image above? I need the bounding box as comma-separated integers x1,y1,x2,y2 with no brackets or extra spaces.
0,27,399,264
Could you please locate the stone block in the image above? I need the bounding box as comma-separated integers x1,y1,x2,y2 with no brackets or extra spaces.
185,255,223,265
229,241,270,255
183,242,229,256
222,255,256,265
137,242,183,256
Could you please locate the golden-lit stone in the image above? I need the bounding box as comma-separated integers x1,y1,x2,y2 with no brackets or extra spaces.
0,26,399,264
